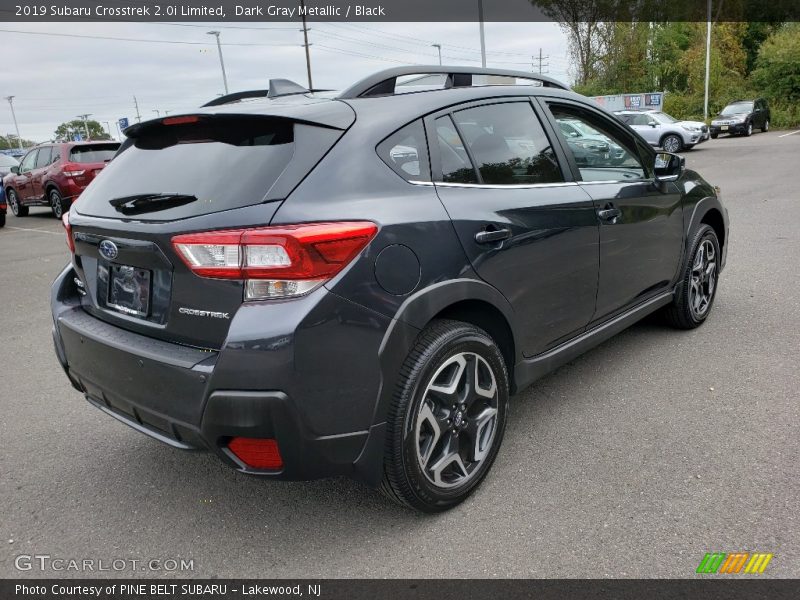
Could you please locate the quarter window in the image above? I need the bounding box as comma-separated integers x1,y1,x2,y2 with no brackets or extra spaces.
376,119,430,181
451,102,563,185
550,106,646,182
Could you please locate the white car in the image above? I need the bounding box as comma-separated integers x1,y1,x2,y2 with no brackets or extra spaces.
615,110,710,152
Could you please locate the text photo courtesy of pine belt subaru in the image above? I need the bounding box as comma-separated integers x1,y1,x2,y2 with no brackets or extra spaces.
51,67,728,512
3,141,120,220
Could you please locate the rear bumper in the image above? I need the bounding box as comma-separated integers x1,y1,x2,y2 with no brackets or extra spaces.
51,265,392,482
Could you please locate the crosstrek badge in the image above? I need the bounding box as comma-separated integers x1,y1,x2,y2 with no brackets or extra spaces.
178,307,230,319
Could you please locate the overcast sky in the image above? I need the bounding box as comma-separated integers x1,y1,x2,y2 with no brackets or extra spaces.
1,21,570,142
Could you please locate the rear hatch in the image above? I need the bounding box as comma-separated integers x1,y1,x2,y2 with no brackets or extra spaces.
67,143,120,187
68,103,354,350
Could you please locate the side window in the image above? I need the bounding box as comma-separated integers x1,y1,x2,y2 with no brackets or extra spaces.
50,146,61,164
451,102,564,185
376,119,430,182
631,114,651,126
19,150,38,173
434,115,478,184
35,146,52,169
549,105,646,182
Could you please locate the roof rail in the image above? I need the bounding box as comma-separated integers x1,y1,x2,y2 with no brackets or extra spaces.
338,66,570,99
202,79,329,107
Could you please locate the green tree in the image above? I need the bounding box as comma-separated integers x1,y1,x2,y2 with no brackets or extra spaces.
53,119,111,142
751,23,800,103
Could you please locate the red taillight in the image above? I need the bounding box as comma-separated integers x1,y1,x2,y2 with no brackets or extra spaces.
62,162,85,177
62,212,75,253
172,221,377,299
228,437,283,470
163,115,201,126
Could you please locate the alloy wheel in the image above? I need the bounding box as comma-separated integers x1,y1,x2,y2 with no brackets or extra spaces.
8,190,20,216
50,190,63,219
690,239,717,319
414,352,499,489
663,136,681,153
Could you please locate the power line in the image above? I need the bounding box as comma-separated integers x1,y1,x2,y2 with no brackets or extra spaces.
0,28,293,47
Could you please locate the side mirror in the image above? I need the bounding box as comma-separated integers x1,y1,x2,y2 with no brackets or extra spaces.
10,166,19,175
654,151,684,183
649,121,658,128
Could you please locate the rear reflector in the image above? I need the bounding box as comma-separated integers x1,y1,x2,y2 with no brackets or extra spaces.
228,437,283,470
172,221,377,299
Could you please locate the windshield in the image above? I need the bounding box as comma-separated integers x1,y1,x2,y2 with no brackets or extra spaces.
69,144,120,163
0,155,19,167
721,102,753,115
651,112,678,124
75,116,298,221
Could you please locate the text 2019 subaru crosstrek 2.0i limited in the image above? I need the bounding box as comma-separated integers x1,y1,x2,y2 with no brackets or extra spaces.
52,68,729,512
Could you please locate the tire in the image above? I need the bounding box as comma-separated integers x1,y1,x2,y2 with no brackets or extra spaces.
48,187,67,219
0,212,5,228
7,189,28,217
762,120,769,133
663,224,720,330
662,134,683,153
381,319,509,512
745,122,753,137
710,133,718,139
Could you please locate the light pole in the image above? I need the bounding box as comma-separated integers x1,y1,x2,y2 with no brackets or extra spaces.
5,96,23,150
153,109,161,118
432,43,442,65
77,114,92,139
477,0,486,67
104,121,113,141
703,0,712,122
207,30,229,95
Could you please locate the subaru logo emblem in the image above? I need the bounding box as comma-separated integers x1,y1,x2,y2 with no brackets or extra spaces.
99,240,118,261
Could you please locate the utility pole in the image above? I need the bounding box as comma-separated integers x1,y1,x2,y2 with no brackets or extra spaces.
77,113,92,139
477,0,486,67
300,0,313,89
153,109,161,118
104,121,113,140
534,48,549,74
207,30,229,94
133,95,142,123
5,96,23,150
432,43,442,65
703,0,712,122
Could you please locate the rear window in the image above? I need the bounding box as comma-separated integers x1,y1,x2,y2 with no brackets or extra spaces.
69,144,120,163
75,116,298,221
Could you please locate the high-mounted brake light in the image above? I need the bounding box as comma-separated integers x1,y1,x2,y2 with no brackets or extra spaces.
162,115,201,126
172,221,378,300
62,212,75,253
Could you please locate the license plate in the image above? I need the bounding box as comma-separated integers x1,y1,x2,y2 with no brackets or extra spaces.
721,125,729,131
108,265,151,317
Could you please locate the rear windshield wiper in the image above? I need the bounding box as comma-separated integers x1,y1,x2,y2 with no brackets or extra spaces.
108,193,198,216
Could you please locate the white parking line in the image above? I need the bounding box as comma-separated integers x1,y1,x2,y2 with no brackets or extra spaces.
778,129,800,138
6,226,63,235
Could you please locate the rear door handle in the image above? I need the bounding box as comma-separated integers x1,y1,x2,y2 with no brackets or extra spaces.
597,206,622,223
475,228,512,244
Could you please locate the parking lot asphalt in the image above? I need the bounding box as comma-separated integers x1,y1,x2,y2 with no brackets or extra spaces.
1,130,799,579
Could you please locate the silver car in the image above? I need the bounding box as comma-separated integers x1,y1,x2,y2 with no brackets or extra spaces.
615,110,709,152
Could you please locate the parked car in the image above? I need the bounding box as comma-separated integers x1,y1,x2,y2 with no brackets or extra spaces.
3,141,119,219
615,109,709,152
558,118,627,165
709,99,770,138
51,67,728,512
0,154,19,228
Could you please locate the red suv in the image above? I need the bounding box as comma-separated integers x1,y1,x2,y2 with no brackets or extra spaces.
3,141,120,219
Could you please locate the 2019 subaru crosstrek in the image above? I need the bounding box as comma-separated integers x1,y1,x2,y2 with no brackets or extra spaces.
51,67,728,512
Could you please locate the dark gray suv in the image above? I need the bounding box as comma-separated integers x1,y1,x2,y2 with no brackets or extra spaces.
51,67,729,512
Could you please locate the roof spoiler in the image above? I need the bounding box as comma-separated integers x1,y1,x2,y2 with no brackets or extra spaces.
338,66,570,99
202,79,334,107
